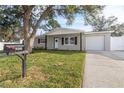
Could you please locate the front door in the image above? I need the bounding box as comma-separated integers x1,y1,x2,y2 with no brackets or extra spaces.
54,38,59,49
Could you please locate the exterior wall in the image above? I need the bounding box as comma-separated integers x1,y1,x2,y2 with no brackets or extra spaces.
46,35,54,49
110,36,124,50
104,34,111,51
0,42,3,50
83,33,111,51
47,33,81,50
33,37,45,49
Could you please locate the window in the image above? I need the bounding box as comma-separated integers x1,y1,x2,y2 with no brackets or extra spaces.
75,37,77,45
70,37,75,44
70,37,77,45
65,37,69,44
40,39,45,43
38,38,45,44
62,37,78,45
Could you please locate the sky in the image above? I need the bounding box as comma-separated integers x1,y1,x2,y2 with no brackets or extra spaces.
103,6,124,23
38,5,124,35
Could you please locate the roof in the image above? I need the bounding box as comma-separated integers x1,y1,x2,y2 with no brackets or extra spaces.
45,28,84,35
35,35,45,38
84,31,114,35
37,28,114,37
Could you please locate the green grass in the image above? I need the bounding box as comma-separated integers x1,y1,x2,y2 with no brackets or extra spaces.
0,50,85,88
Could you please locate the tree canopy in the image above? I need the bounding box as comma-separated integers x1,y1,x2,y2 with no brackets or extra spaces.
111,23,124,36
86,14,124,36
85,15,118,31
0,5,104,52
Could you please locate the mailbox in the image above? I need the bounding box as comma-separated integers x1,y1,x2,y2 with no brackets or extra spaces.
4,44,24,55
3,44,28,78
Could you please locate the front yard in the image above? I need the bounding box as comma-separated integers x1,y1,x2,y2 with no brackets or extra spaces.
0,50,85,88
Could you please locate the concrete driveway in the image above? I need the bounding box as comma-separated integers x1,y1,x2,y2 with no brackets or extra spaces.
88,51,124,60
83,51,124,88
98,51,124,60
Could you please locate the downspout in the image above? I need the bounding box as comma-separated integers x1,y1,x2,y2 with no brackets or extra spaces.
80,32,82,51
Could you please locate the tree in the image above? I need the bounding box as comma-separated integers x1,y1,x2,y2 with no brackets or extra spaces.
86,13,124,36
111,23,124,36
86,15,118,31
0,5,104,52
0,28,13,41
0,6,22,41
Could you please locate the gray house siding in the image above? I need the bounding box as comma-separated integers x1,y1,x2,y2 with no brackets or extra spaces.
47,33,81,50
46,35,54,49
33,36,45,49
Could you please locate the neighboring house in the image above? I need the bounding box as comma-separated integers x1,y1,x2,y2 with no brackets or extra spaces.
34,28,124,51
0,39,23,51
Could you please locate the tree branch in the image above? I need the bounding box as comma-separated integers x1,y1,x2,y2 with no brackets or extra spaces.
30,6,53,38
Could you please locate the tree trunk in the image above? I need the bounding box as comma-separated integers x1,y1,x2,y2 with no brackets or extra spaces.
22,6,34,53
24,37,35,53
22,6,51,53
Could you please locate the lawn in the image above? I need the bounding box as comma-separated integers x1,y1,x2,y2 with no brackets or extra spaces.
0,50,85,88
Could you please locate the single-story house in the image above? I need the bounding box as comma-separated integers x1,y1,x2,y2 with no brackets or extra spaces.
34,28,111,51
34,28,124,51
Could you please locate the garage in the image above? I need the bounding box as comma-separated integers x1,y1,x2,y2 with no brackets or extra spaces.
85,35,105,51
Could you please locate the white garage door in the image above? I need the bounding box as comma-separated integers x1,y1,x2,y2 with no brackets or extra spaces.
86,36,105,50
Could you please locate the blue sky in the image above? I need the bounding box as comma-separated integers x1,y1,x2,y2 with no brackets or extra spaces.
56,15,92,31
37,5,124,35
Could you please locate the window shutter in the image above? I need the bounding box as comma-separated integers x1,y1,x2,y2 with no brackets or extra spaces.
38,39,40,44
62,37,64,45
75,37,77,45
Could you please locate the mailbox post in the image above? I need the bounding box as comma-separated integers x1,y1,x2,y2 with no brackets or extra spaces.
22,54,27,78
4,44,28,78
